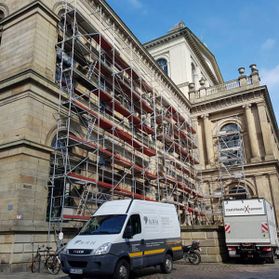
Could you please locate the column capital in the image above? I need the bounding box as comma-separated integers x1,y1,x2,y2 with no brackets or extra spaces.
242,103,252,109
201,113,209,119
257,102,265,108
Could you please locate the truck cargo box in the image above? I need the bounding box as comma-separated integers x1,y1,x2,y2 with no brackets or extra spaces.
223,199,278,247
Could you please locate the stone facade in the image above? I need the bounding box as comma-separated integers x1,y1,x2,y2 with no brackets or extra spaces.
190,73,279,224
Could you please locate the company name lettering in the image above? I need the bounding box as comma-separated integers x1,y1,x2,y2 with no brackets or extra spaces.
226,206,263,213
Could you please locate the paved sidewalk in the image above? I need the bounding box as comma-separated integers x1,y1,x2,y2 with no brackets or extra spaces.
0,261,278,279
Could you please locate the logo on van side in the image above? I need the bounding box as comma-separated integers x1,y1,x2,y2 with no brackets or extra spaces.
144,216,159,225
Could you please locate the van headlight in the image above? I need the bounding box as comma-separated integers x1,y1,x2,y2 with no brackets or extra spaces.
94,242,112,255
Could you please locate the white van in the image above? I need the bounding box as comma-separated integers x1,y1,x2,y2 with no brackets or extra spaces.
60,199,183,279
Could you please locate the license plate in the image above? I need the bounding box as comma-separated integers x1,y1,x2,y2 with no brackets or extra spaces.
229,250,236,256
70,268,83,274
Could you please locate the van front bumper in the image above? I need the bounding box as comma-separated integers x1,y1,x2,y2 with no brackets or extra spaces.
60,253,118,276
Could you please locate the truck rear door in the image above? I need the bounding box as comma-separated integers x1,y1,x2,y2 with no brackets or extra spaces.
224,215,271,244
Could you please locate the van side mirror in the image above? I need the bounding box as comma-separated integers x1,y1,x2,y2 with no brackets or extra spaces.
123,225,133,239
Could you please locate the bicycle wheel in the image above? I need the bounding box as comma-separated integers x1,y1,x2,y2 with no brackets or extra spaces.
46,255,61,275
31,254,41,273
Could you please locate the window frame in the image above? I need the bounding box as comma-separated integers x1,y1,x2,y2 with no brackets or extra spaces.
219,123,242,166
156,58,168,75
123,214,142,237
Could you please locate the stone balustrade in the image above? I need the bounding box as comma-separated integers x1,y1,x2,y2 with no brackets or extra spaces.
189,65,261,103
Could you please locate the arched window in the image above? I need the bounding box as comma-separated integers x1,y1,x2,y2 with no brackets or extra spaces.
0,10,4,21
219,123,242,166
157,58,168,75
228,185,249,200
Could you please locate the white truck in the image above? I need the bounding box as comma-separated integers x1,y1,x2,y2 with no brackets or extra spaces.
223,198,279,263
60,199,183,279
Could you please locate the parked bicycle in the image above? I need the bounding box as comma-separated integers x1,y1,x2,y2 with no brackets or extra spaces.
31,244,61,274
183,240,202,265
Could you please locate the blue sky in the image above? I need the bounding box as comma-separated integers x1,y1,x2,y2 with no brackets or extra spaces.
107,0,279,122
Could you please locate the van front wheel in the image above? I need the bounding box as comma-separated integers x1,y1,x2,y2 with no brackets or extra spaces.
113,259,130,279
160,254,173,274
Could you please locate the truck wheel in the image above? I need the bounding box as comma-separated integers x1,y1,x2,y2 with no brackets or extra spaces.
113,259,130,279
266,251,276,264
160,254,173,274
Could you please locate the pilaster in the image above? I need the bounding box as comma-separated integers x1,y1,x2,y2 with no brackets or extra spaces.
202,114,214,167
0,1,59,82
269,174,279,226
257,102,274,160
197,117,205,168
243,104,261,162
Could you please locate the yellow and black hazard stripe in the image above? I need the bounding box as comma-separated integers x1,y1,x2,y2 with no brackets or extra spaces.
171,245,183,251
129,246,182,258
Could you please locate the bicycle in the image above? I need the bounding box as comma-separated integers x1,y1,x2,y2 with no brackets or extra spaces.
31,244,61,274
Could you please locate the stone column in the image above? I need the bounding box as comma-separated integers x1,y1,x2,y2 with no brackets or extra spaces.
202,114,214,167
197,117,205,168
243,104,260,162
257,102,274,160
255,175,272,203
269,174,279,226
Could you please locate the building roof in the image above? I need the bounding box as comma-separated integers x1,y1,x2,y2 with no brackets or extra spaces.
144,24,224,85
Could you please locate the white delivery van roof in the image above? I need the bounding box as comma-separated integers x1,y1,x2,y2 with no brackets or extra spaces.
94,199,131,216
94,199,177,216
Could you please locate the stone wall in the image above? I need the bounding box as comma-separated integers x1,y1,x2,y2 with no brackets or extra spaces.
181,225,227,263
1,225,226,272
0,227,78,272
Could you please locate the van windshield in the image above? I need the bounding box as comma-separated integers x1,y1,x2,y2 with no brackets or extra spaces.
79,214,127,235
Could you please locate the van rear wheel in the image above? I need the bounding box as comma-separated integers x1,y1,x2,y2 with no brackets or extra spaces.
160,254,173,274
113,259,130,279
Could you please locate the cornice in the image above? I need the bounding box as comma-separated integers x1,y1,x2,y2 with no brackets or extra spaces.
0,0,59,26
191,85,266,112
0,139,53,155
200,159,279,177
95,0,191,108
0,69,60,96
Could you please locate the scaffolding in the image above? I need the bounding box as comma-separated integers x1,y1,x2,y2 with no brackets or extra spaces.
48,0,204,237
212,122,247,222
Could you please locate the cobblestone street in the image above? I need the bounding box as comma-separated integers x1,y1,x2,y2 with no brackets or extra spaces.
1,261,279,279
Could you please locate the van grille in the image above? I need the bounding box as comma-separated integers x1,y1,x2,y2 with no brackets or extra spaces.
69,249,92,255
68,261,88,268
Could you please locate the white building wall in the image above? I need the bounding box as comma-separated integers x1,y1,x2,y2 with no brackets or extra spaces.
147,36,216,99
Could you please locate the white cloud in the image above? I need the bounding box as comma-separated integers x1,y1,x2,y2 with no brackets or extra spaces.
129,0,142,9
261,64,279,90
261,65,279,122
261,38,276,50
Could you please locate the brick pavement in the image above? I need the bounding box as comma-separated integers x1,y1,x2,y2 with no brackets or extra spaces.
0,261,278,279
